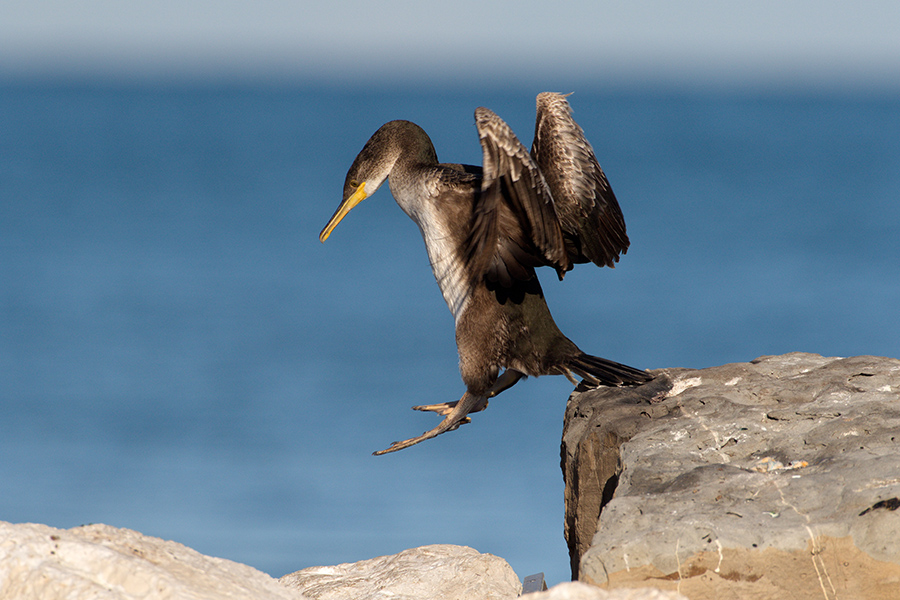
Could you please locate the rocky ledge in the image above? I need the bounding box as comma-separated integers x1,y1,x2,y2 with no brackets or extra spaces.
562,353,900,599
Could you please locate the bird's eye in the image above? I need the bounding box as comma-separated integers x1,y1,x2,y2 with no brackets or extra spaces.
349,179,360,188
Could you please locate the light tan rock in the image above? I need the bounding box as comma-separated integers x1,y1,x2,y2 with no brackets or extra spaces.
280,544,521,600
0,521,305,600
526,581,686,599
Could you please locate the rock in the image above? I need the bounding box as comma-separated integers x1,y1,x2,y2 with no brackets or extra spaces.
1,522,522,600
0,521,305,600
526,581,686,599
280,544,521,600
562,353,900,599
1,523,524,600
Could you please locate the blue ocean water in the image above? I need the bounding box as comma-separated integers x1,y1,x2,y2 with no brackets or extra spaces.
1,80,898,584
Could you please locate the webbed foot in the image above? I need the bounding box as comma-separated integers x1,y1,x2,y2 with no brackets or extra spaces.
373,392,487,455
413,395,488,417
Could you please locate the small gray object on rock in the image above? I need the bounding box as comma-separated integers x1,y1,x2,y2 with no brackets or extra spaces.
280,544,522,600
562,353,900,598
523,572,549,593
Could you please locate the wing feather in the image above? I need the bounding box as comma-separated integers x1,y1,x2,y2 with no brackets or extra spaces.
532,92,630,269
466,107,569,286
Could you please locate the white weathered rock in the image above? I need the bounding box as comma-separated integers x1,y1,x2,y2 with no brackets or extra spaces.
280,544,521,600
0,521,306,600
562,353,900,598
527,582,686,599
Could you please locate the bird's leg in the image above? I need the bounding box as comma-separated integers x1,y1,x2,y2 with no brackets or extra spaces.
411,368,524,416
374,391,486,455
375,369,526,454
486,368,525,397
413,395,487,417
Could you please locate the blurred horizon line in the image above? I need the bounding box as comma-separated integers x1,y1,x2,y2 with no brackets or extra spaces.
2,50,899,94
2,61,898,95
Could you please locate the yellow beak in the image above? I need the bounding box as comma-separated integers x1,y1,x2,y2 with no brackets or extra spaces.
319,182,367,243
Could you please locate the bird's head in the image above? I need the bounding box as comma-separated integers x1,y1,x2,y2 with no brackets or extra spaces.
318,169,373,243
318,123,406,243
319,120,432,243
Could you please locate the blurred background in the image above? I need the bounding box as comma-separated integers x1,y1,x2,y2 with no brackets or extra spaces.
1,0,898,586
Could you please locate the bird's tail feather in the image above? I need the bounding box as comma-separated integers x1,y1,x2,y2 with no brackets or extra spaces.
566,353,651,387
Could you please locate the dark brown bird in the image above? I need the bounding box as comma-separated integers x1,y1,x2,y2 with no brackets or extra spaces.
320,92,649,454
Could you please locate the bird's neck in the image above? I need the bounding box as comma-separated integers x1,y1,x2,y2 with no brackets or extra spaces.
374,123,472,322
388,161,436,221
415,198,471,324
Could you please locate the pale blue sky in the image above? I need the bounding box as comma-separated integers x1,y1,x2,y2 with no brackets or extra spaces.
2,0,899,86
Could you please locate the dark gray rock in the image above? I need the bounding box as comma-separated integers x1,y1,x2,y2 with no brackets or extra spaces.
562,353,900,598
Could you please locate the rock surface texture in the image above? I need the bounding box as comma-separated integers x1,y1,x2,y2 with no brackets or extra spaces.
280,544,521,600
0,524,529,600
0,521,305,600
562,353,900,599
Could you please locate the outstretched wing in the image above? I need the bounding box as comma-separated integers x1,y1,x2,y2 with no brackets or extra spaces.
532,92,630,270
466,106,570,288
